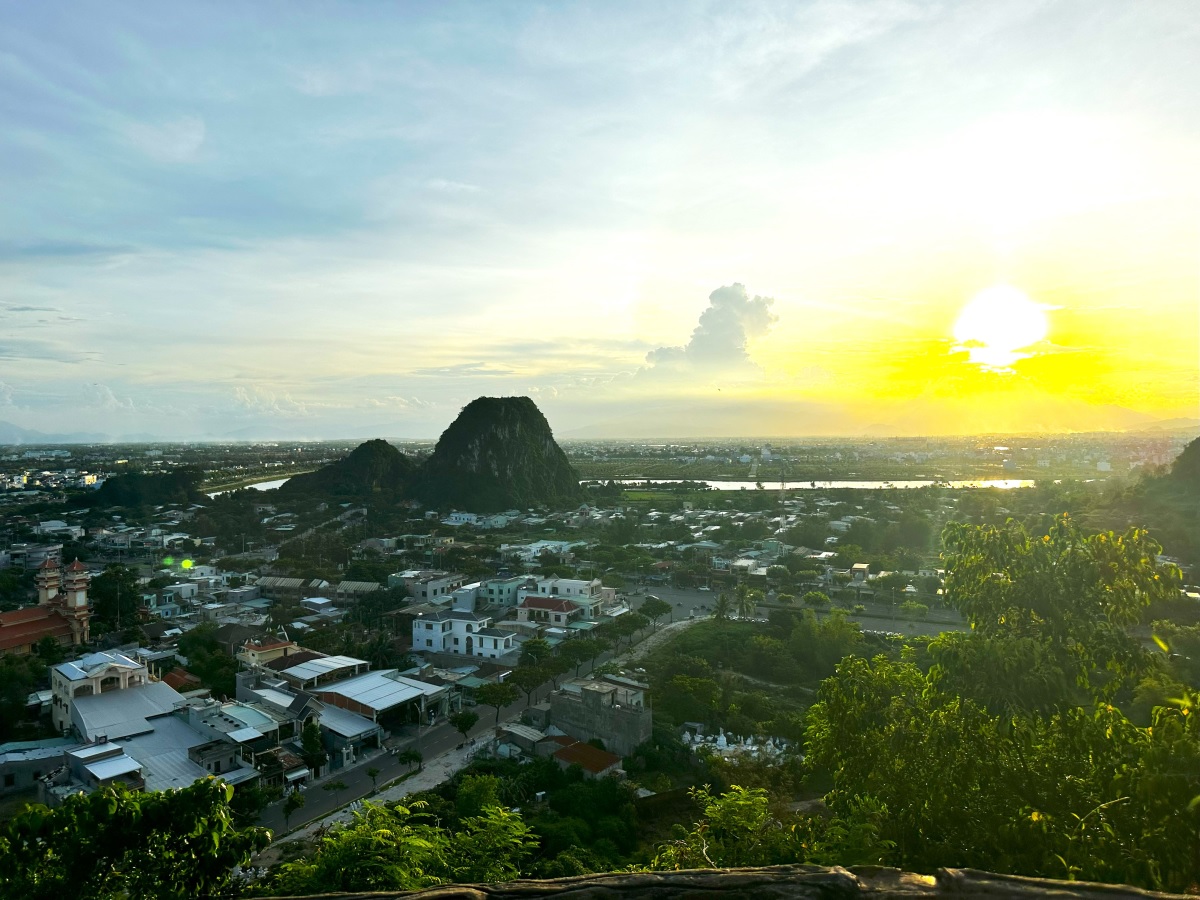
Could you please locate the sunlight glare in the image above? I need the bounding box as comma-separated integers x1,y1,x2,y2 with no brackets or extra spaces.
953,284,1048,370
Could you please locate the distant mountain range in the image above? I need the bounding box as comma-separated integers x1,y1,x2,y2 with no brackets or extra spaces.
0,410,1195,446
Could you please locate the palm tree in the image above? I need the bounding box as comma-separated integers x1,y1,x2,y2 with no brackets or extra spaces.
737,586,762,619
713,592,731,623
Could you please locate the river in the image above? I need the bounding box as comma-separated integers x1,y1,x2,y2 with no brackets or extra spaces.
606,478,1036,490
206,477,291,497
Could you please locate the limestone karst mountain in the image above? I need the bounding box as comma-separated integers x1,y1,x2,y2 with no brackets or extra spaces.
412,396,584,512
280,438,414,498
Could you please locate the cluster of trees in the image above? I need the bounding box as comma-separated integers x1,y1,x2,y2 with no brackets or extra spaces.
801,516,1200,891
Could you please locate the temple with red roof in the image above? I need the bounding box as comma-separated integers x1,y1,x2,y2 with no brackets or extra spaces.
0,558,91,656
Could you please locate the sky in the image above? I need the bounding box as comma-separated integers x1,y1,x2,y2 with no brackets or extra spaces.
1,1,1197,440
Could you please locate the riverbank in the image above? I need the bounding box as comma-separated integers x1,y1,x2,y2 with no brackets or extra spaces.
203,470,313,495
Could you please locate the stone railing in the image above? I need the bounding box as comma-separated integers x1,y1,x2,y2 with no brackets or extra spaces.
260,864,1185,899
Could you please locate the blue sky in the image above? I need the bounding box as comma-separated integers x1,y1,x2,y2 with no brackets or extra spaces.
1,2,1197,439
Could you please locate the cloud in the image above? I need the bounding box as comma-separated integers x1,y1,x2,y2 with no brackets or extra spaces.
232,386,311,417
361,395,434,410
410,362,517,378
0,338,95,364
84,383,135,412
427,178,483,194
124,115,206,163
0,241,133,263
643,284,777,375
0,382,14,407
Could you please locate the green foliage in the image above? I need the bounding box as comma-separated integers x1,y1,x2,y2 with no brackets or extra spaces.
280,439,413,499
263,800,535,894
176,621,239,698
802,590,830,607
89,564,140,633
88,467,204,509
511,665,546,706
300,720,328,773
652,785,788,869
518,637,552,667
0,778,268,900
282,790,305,828
475,681,520,724
805,653,1200,891
639,596,673,628
942,515,1178,699
414,396,584,512
449,709,480,740
0,653,48,742
230,782,281,827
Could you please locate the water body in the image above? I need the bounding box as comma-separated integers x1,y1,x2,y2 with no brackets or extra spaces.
206,477,290,498
607,478,1036,490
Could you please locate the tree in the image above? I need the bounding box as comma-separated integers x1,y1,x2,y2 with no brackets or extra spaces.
802,590,830,608
88,564,140,633
640,596,673,630
652,785,786,870
511,665,546,707
283,789,306,830
301,720,328,776
475,681,520,724
323,779,349,805
264,800,535,895
367,766,381,791
543,654,572,689
230,782,280,827
712,592,731,623
0,779,269,900
398,748,423,772
941,515,1180,701
736,586,763,619
449,709,479,741
518,637,553,667
558,639,595,675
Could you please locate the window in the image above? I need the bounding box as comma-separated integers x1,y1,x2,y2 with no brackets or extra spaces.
453,637,459,645
425,623,433,630
426,639,433,647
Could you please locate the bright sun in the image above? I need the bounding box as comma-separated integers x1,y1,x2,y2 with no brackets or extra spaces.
953,284,1048,370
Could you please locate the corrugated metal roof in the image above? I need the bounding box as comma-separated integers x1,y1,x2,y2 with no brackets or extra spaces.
86,754,141,780
280,654,368,682
318,705,379,739
320,670,441,712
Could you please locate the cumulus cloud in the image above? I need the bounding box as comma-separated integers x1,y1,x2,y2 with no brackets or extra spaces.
643,283,777,375
84,383,135,412
233,386,310,417
361,395,433,410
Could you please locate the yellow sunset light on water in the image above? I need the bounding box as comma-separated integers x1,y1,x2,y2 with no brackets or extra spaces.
953,284,1049,370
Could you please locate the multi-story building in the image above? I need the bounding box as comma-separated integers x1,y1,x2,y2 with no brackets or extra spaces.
388,570,467,602
411,609,515,659
50,650,152,733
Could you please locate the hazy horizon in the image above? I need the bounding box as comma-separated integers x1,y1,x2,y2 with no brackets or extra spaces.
3,2,1197,440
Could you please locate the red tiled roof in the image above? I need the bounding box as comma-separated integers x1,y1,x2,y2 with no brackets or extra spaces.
552,740,622,774
162,667,201,690
37,558,58,571
521,596,578,613
66,559,87,572
0,606,74,652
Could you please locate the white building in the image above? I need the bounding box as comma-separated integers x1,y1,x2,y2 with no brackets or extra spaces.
388,570,467,602
517,577,602,604
51,650,151,733
411,609,515,659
